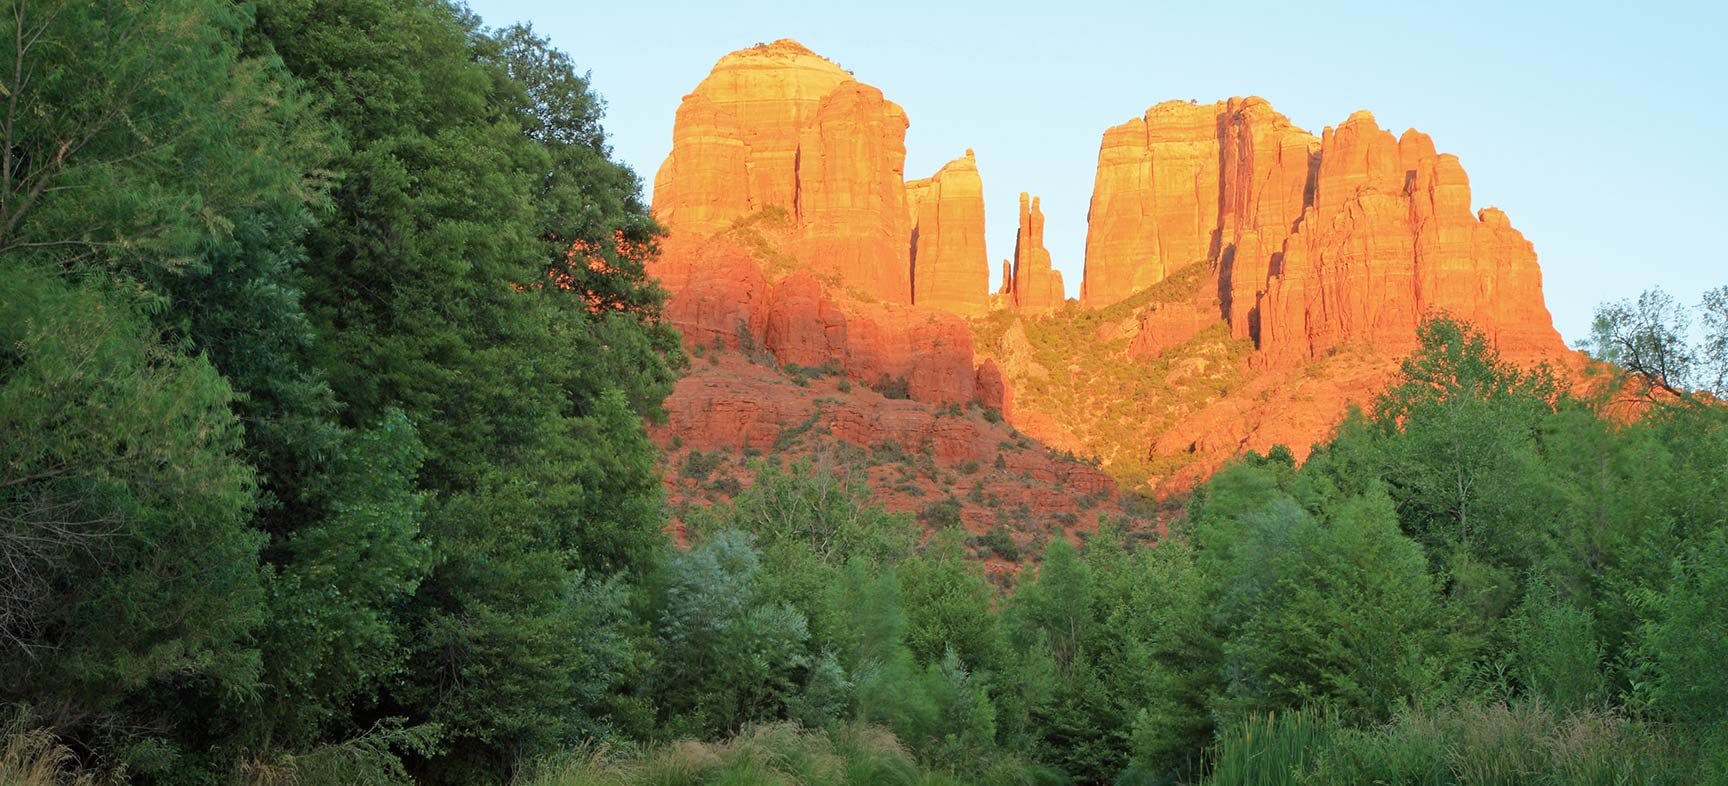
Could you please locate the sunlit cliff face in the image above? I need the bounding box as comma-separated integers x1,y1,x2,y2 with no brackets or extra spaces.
645,39,1576,499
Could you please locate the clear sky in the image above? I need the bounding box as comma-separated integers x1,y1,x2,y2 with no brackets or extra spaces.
467,0,1724,344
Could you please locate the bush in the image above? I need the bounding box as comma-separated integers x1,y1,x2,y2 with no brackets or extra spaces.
871,441,915,466
1204,709,1332,786
920,498,964,529
873,375,912,400
681,450,724,481
982,526,1020,562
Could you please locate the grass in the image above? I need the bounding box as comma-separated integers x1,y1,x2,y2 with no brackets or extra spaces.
517,723,1058,786
1202,701,1699,786
1,718,93,786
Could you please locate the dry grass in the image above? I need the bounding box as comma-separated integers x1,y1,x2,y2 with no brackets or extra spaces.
0,718,95,786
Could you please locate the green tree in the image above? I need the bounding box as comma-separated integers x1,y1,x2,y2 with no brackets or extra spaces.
898,533,1004,674
1372,318,1559,578
1217,488,1454,721
1121,537,1223,780
0,0,325,274
1584,285,1728,398
1002,538,1122,781
1509,575,1604,712
651,531,810,737
1636,528,1728,732
0,268,263,771
247,2,679,777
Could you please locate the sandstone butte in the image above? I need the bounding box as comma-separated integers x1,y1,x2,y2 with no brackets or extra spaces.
646,38,1576,506
647,39,1005,409
906,150,991,316
652,39,913,303
1078,99,1566,365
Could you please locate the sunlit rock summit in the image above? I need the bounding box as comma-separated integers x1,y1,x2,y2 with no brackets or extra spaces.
646,38,1574,503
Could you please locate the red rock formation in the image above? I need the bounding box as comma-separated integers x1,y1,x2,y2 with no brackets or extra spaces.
650,39,1572,505
796,82,913,302
1076,98,1562,367
652,353,1124,554
652,41,851,234
646,40,990,408
652,40,912,303
1128,302,1212,359
1081,101,1225,308
1255,111,1564,366
907,150,990,315
1009,193,1066,314
648,233,770,351
838,300,979,404
1216,97,1319,339
974,358,1013,418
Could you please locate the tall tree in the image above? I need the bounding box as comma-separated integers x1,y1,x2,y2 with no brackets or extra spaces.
247,2,679,778
1585,286,1728,398
0,267,263,771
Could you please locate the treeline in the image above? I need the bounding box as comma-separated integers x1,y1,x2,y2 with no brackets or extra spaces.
4,1,1728,785
509,318,1728,786
2,0,677,783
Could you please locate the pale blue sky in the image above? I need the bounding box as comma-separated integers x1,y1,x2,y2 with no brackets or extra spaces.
468,0,1724,344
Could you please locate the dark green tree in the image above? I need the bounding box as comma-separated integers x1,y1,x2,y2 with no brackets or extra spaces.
0,267,264,774
246,2,680,777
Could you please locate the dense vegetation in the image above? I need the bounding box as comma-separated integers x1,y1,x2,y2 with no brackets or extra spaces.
3,1,1727,785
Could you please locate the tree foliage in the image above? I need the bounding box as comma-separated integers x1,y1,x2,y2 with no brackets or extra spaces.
3,0,1725,782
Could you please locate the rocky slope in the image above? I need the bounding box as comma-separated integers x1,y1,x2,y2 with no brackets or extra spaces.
646,38,1578,513
654,350,1129,575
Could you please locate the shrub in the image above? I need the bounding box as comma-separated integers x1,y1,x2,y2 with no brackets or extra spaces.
1203,709,1333,786
871,441,914,466
873,375,912,400
982,526,1020,562
517,722,1050,786
682,450,723,481
920,497,964,529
